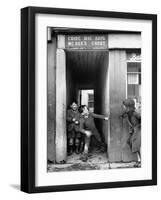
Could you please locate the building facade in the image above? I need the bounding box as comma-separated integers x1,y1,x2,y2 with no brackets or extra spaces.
47,28,141,163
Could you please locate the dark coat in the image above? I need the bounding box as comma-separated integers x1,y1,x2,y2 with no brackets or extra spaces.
79,113,105,142
126,111,141,153
66,109,81,133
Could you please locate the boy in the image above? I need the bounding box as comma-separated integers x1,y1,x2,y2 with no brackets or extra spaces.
66,101,82,155
78,105,109,161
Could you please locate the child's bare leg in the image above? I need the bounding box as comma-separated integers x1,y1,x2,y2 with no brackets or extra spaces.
80,140,84,153
137,151,141,162
75,138,80,154
84,137,90,154
134,151,141,167
81,135,91,162
68,137,74,155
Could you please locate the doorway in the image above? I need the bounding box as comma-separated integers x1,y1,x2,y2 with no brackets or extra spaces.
66,50,109,164
79,89,94,112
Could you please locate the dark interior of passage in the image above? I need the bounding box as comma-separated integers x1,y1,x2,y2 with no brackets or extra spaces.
66,50,109,147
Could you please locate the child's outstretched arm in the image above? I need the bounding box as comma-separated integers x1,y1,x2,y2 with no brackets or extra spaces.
91,113,109,120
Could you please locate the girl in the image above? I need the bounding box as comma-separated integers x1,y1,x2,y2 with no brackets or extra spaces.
121,99,141,167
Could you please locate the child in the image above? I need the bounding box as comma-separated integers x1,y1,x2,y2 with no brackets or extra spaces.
121,99,141,167
78,105,109,162
66,101,82,155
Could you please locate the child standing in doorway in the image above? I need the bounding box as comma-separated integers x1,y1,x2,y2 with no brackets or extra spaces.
66,101,82,155
78,105,109,162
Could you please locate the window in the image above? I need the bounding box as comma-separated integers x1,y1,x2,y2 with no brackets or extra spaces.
88,93,94,112
81,90,94,112
127,51,141,110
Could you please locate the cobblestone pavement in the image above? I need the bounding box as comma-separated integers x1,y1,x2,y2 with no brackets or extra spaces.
48,152,141,172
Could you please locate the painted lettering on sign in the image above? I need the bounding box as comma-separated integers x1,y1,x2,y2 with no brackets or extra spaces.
65,35,108,49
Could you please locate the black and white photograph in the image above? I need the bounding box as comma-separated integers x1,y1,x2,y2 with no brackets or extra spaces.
47,28,142,172
20,7,157,193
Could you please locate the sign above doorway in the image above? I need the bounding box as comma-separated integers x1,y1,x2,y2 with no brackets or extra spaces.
65,34,108,49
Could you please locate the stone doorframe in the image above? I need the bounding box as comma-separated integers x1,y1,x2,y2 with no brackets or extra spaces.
55,35,67,163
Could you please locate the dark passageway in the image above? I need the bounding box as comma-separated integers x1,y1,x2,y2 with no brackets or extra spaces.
66,50,109,153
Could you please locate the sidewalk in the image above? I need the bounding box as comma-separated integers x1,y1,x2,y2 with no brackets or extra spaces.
48,152,140,172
